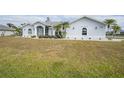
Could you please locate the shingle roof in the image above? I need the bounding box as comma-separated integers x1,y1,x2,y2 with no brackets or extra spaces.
22,21,62,28
0,24,16,31
33,21,62,26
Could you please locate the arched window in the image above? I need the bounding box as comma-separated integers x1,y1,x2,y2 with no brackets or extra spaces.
28,29,32,34
82,28,87,35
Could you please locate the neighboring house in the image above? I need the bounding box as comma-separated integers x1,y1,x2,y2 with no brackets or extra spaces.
22,16,107,40
120,30,124,35
0,24,15,36
106,29,123,36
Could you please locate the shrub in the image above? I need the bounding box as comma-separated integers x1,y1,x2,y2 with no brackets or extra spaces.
31,35,36,38
99,38,101,40
49,35,56,38
38,35,57,39
108,37,112,40
38,35,43,38
55,31,63,38
89,37,91,40
9,34,17,37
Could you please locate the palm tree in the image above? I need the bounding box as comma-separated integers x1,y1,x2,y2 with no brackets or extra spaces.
7,23,15,28
104,19,116,32
54,22,70,38
112,24,121,36
21,23,27,26
61,22,70,38
54,23,62,38
62,22,69,31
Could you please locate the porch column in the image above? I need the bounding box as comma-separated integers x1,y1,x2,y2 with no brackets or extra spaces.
52,29,55,36
49,27,53,36
34,27,37,37
43,27,45,36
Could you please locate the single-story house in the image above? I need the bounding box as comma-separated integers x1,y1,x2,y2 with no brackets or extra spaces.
0,24,16,36
120,30,124,35
22,16,107,40
22,17,60,38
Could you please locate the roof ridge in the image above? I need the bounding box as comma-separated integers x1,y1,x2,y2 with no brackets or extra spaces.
70,16,105,25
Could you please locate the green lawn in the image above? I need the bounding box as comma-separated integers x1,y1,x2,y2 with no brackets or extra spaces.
0,37,124,78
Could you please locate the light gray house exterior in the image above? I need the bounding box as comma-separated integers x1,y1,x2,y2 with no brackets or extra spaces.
0,25,15,36
66,16,106,40
22,16,107,40
22,17,60,38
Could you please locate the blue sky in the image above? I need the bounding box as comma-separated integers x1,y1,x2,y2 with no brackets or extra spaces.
0,15,124,29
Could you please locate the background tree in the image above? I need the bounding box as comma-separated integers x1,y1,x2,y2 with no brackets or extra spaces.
7,23,15,28
61,22,70,38
112,24,121,36
62,22,70,32
104,19,116,32
7,23,22,36
54,23,62,38
54,22,70,38
21,23,27,26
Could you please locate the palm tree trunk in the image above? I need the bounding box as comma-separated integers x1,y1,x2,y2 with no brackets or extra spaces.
113,31,116,39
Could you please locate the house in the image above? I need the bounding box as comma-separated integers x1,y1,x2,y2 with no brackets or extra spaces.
22,17,60,38
120,30,124,35
22,16,107,40
66,16,106,40
0,24,16,36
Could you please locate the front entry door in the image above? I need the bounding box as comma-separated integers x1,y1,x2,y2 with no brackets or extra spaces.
45,26,49,36
37,26,44,36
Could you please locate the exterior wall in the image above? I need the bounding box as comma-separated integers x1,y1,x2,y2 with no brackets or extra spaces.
0,31,15,36
66,18,106,40
22,23,55,37
52,29,55,36
48,27,52,36
48,27,55,36
22,25,35,38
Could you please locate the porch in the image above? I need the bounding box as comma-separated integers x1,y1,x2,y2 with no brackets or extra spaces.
36,26,54,37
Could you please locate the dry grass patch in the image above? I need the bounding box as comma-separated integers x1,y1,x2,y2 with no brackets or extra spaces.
0,37,124,77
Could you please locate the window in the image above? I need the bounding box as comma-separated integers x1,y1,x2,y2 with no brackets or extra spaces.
100,26,103,29
82,28,87,35
45,26,49,35
95,26,97,30
28,29,32,34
